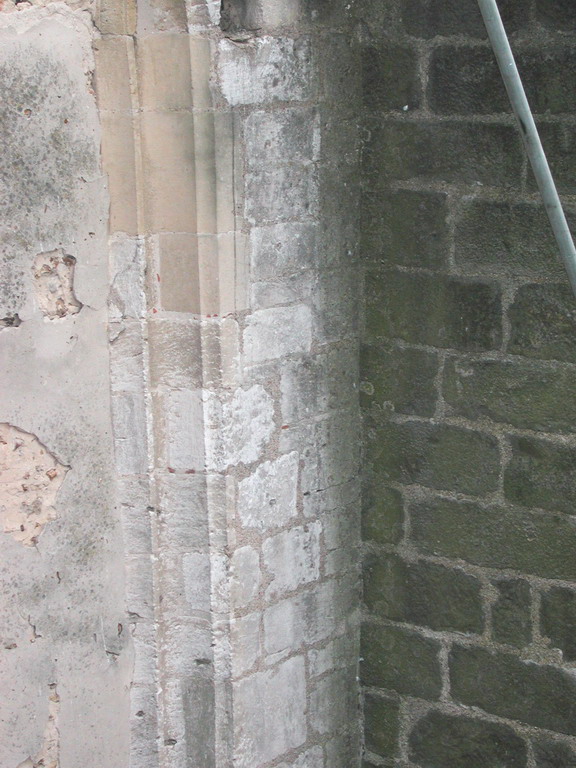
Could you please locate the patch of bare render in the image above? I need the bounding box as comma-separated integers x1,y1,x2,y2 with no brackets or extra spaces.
33,250,82,320
17,683,60,768
0,424,68,546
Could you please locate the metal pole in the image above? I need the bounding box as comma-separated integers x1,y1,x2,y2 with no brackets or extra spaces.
477,0,576,297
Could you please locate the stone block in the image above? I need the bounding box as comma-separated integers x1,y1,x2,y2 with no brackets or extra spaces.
535,0,576,30
148,318,203,389
100,113,138,235
158,234,200,313
230,546,261,608
130,685,159,768
308,631,357,677
126,554,154,620
218,37,312,106
409,710,527,768
163,619,213,676
363,693,399,759
110,322,144,394
411,498,576,581
363,553,484,634
137,35,193,111
182,552,211,614
533,737,576,767
541,586,576,662
402,0,525,37
367,419,500,495
454,200,567,279
365,270,502,351
531,122,576,194
450,643,576,734
362,189,449,268
233,656,307,767
139,111,196,233
245,164,318,223
109,234,146,320
94,37,133,113
361,345,438,417
249,222,317,281
491,578,532,648
111,392,148,474
361,482,404,546
362,43,420,112
231,612,261,677
517,48,576,115
504,435,576,513
238,452,299,531
364,120,523,188
157,474,209,552
118,476,153,555
309,667,357,735
96,0,137,34
243,304,312,363
131,622,157,686
165,389,206,470
264,578,355,662
312,268,358,344
263,523,321,599
244,107,320,169
444,357,576,434
508,284,576,363
429,46,508,114
361,622,442,699
281,345,357,423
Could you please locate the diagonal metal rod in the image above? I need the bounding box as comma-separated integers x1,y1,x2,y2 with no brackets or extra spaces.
478,0,576,297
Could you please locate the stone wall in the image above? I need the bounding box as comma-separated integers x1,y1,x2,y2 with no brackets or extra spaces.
0,0,363,767
360,0,576,766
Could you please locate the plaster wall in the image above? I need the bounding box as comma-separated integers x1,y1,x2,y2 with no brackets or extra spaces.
0,0,363,766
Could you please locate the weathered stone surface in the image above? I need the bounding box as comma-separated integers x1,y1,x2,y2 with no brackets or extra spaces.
450,644,576,734
243,305,312,363
444,357,576,433
32,250,82,319
230,546,261,608
508,284,576,363
361,482,404,546
363,553,484,634
541,586,576,662
504,435,576,514
361,623,442,699
411,498,576,581
362,189,449,268
454,200,566,280
491,578,532,648
366,270,502,351
263,523,321,600
409,710,527,768
233,657,307,767
362,44,420,112
363,693,399,759
238,452,299,531
533,737,576,767
368,419,500,495
361,345,438,416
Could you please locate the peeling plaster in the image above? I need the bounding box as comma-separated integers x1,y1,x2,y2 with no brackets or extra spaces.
33,250,82,320
0,424,68,545
16,683,60,768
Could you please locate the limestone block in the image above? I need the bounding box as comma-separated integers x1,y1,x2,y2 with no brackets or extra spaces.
244,107,320,168
94,37,134,113
263,522,321,600
183,552,211,614
140,112,197,233
231,612,261,677
233,656,307,766
230,545,261,607
138,35,193,111
111,392,148,475
158,233,201,313
250,222,317,281
243,304,312,364
100,113,138,235
237,452,299,531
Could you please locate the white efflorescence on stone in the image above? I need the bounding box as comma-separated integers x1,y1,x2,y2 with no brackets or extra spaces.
233,656,307,767
238,452,299,531
263,522,321,600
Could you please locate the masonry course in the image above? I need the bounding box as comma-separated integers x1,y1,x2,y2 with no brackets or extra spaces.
360,0,576,763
